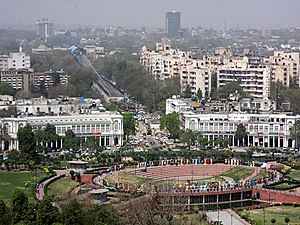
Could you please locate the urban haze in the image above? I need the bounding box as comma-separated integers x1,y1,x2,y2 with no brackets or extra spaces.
0,0,300,29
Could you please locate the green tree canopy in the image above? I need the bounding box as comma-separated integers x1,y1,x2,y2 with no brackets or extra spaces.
122,113,136,139
182,84,193,98
160,112,181,138
180,129,198,149
11,189,29,224
63,130,80,150
17,124,36,160
235,124,247,146
219,81,251,99
62,199,84,225
0,83,15,96
37,196,60,225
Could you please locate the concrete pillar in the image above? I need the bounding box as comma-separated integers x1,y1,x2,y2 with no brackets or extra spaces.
2,140,4,150
60,139,63,148
187,196,190,211
273,136,275,147
232,136,235,147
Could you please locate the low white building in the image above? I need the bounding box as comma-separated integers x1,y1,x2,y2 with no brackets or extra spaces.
1,112,123,151
182,112,297,148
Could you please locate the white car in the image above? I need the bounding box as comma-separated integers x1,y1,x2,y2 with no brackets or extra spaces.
134,147,144,152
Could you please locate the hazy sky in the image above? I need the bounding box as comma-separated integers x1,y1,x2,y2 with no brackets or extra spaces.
1,0,300,29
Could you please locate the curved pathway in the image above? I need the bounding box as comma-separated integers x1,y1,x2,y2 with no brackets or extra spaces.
36,170,68,200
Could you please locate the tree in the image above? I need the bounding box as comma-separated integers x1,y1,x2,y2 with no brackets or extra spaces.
0,200,11,225
0,83,15,96
196,88,203,99
160,112,181,138
180,129,197,149
284,217,290,224
17,124,36,160
182,84,192,98
290,120,300,148
85,204,122,225
11,189,29,224
219,81,250,99
63,130,80,150
235,124,247,146
62,199,84,225
122,113,136,140
37,196,60,225
271,218,276,224
44,123,59,148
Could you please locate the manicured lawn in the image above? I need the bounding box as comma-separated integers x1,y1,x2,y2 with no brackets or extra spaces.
288,169,300,181
238,205,300,225
252,170,270,179
267,182,299,190
223,166,255,181
105,172,152,186
155,176,224,185
0,170,49,203
46,177,79,200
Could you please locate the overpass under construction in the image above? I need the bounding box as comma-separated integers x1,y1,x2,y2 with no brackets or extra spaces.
69,45,124,100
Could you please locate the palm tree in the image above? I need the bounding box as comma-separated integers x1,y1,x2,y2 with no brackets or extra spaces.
290,120,300,148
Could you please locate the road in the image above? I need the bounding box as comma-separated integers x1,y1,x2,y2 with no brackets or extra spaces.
206,209,251,225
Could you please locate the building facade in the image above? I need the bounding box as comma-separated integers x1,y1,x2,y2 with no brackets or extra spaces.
0,47,30,71
1,112,123,151
0,70,68,92
264,51,300,87
181,59,211,97
182,112,297,148
166,11,181,38
37,19,54,42
217,57,271,99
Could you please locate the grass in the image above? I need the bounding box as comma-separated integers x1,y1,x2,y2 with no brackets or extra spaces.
0,170,50,204
288,169,300,181
238,205,300,225
252,170,270,179
105,172,152,186
223,166,255,181
46,177,79,200
155,176,224,185
266,182,300,190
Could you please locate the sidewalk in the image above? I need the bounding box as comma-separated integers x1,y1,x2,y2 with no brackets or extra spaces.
206,209,251,225
36,170,67,200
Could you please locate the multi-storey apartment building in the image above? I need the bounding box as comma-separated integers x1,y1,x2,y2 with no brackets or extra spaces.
182,112,297,148
0,70,69,92
141,41,192,80
264,51,300,87
1,112,123,151
0,70,30,91
217,57,271,99
181,59,211,97
30,70,69,90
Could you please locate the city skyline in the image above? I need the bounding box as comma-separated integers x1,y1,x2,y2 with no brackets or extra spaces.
0,0,300,29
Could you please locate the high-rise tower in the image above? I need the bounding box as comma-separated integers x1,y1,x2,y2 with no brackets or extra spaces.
37,19,54,43
165,11,181,37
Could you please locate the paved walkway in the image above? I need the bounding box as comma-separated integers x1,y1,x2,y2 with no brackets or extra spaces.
36,170,67,200
206,209,251,225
